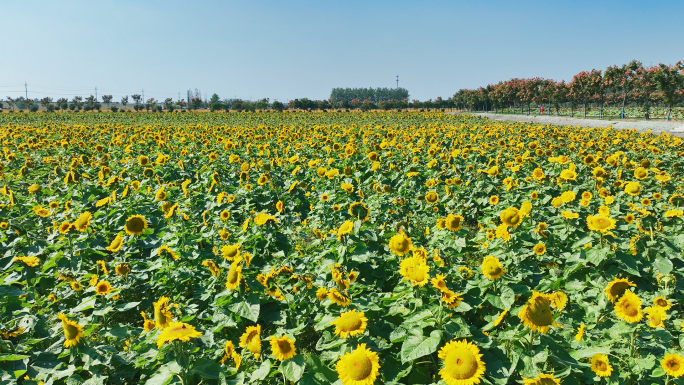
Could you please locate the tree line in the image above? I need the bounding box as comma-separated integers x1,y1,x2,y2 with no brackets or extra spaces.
330,87,410,103
453,60,684,120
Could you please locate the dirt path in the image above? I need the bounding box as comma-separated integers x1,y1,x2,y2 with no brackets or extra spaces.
451,112,684,137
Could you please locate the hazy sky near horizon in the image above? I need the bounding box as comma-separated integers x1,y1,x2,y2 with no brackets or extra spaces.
1,0,683,102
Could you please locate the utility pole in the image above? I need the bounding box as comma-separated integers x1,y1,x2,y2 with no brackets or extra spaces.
142,89,144,101
25,82,27,99
396,76,399,89
95,86,98,100
178,92,180,101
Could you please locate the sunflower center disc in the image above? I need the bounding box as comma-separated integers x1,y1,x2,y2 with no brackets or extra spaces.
277,340,291,354
527,298,553,326
444,349,478,379
65,324,78,339
338,314,362,332
346,351,372,380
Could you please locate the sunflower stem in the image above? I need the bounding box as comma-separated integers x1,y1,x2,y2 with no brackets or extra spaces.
527,328,534,353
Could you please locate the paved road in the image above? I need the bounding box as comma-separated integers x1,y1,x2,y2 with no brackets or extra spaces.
451,112,684,137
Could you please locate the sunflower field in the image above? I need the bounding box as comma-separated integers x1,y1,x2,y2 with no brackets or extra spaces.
2,111,684,385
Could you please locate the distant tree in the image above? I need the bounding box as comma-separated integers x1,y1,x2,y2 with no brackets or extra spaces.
634,64,658,119
176,99,186,109
5,97,16,110
24,98,35,112
255,98,270,111
210,94,220,104
40,97,53,109
145,98,157,112
56,98,68,110
110,106,119,112
72,96,83,110
271,100,284,112
102,95,113,107
190,97,203,110
121,96,129,109
164,98,175,112
652,61,684,121
131,94,141,106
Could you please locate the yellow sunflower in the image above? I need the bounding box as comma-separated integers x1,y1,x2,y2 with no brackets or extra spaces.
141,311,155,332
220,210,230,221
518,292,560,334
445,214,463,232
586,215,616,233
156,321,203,348
548,291,568,311
316,287,328,301
438,339,486,385
58,313,84,348
388,231,412,256
239,325,261,359
225,261,242,290
604,277,636,302
481,256,504,280
575,323,585,341
653,296,671,311
614,290,643,323
431,274,448,291
425,191,439,204
399,255,430,286
221,243,241,260
500,207,522,227
523,373,561,385
153,296,173,329
269,335,297,361
58,221,72,234
533,243,546,256
624,181,642,196
328,288,351,307
73,211,92,232
338,220,354,241
335,344,380,385
106,233,124,252
331,309,368,338
348,202,370,221
96,281,112,295
662,354,684,378
645,306,666,328
590,353,612,377
124,215,148,236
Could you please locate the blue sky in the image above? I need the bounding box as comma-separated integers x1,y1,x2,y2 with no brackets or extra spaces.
1,0,683,102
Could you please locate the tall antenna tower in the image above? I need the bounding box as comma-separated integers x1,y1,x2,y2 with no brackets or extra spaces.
396,76,399,88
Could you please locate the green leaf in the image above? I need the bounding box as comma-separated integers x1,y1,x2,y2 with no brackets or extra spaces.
144,362,179,385
653,258,673,275
192,358,222,379
0,354,29,361
250,359,271,382
72,297,97,313
636,354,656,371
92,306,113,316
0,285,25,297
280,355,305,382
228,294,260,322
571,236,592,249
652,366,666,377
400,329,442,363
614,251,640,276
115,301,141,312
